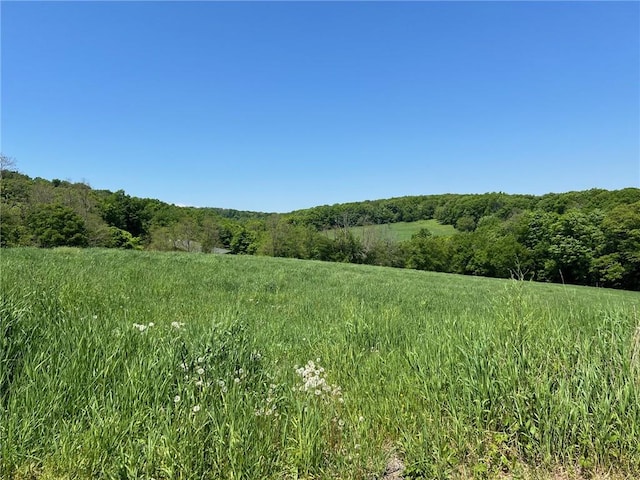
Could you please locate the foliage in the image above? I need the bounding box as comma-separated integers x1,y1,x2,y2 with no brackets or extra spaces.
598,201,640,290
404,228,452,272
27,204,88,247
106,226,142,249
1,164,638,289
100,189,151,238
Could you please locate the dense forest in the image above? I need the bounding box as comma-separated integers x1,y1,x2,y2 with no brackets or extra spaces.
1,158,639,290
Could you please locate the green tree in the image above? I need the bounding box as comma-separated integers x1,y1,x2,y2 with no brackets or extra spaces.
455,215,476,232
230,227,258,254
332,229,365,263
200,216,223,253
0,202,29,246
405,229,452,272
261,215,296,257
28,204,88,247
170,217,199,252
107,227,142,249
598,201,640,289
147,225,173,251
462,216,529,278
544,210,605,285
100,190,149,238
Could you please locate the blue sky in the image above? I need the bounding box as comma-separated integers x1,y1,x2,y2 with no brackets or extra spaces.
2,1,639,213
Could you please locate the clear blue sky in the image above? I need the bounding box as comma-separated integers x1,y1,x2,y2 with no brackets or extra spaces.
2,1,639,213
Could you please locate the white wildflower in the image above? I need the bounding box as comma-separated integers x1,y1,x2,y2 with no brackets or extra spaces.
171,321,185,329
234,377,241,384
196,367,205,376
295,360,343,402
192,405,201,413
174,395,181,404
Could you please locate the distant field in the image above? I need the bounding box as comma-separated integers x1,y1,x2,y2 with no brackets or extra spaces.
327,219,457,241
2,248,639,479
386,219,457,240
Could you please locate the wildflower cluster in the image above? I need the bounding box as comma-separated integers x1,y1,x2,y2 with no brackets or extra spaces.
295,359,343,402
233,367,246,385
133,322,154,332
255,383,282,418
293,359,362,462
250,350,262,361
174,351,261,415
175,355,212,414
168,319,268,425
216,379,228,393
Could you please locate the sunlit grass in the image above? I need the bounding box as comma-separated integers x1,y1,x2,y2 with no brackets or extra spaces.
325,219,456,242
385,219,457,240
1,247,639,479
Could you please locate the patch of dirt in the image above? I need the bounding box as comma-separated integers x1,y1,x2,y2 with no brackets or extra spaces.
377,459,633,480
486,466,631,480
381,454,405,480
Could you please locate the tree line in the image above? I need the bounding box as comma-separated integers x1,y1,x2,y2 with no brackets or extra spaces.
1,158,638,290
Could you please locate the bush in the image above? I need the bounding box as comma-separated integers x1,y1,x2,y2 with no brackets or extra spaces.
27,204,88,247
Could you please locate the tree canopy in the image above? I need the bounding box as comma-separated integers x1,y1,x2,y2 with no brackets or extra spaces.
1,163,638,290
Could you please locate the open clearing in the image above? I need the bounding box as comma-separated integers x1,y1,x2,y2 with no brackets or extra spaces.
1,248,639,479
325,219,457,242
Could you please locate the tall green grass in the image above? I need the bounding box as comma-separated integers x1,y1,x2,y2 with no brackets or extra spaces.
1,248,639,479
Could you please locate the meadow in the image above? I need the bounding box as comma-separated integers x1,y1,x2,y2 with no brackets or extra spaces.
325,219,456,242
1,248,639,479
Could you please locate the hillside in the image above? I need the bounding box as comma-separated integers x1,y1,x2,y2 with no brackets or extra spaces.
2,248,639,479
324,219,457,242
1,166,639,290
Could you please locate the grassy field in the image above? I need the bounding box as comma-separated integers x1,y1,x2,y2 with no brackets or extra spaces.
326,219,457,242
1,248,639,479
